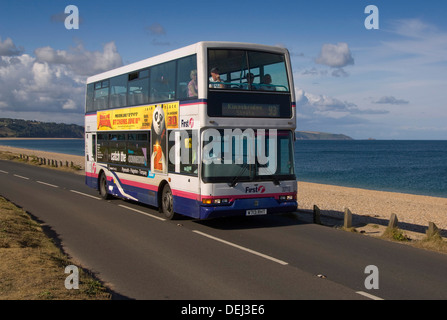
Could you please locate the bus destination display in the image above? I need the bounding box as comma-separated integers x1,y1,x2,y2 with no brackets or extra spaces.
222,103,280,117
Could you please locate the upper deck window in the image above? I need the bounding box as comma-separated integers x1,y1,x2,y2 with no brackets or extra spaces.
208,49,289,92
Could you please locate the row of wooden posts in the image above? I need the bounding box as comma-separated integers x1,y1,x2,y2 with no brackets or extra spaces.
312,205,441,238
18,154,77,169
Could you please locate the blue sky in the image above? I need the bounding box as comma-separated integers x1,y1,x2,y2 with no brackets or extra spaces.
0,0,446,139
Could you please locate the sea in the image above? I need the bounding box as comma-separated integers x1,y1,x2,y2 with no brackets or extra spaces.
0,138,446,198
295,140,447,198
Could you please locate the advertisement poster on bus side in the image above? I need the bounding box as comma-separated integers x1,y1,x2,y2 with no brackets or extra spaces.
96,102,179,131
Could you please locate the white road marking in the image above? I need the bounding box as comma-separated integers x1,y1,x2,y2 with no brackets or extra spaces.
0,170,8,174
118,204,166,221
13,174,29,180
192,230,289,266
70,190,101,200
36,181,59,188
356,291,384,300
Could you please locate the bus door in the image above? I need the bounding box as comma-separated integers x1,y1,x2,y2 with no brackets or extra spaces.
85,132,97,188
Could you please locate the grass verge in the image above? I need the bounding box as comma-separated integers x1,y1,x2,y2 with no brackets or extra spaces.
0,196,111,300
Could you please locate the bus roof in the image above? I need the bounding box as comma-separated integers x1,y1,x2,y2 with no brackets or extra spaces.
86,41,290,84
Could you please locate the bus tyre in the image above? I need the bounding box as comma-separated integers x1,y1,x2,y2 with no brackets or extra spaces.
161,184,176,220
99,172,111,200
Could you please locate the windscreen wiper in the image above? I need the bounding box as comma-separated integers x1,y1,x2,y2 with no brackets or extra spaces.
228,163,249,187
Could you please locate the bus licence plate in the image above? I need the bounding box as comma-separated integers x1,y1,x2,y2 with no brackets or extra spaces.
246,209,267,216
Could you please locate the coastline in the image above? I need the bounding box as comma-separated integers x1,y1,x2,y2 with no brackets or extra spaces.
0,145,84,171
0,145,445,234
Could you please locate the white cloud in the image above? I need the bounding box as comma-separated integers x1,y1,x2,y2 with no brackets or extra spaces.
383,19,447,64
0,37,23,56
295,87,389,137
0,39,123,124
390,19,438,39
297,89,387,116
62,99,77,110
315,42,354,68
32,62,52,88
34,42,122,76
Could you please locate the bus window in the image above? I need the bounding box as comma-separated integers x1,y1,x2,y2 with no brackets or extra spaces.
96,133,109,162
208,49,289,92
110,74,127,108
127,133,150,167
93,81,109,110
128,69,149,106
208,49,244,89
86,83,94,112
176,55,197,100
168,130,198,176
150,61,176,102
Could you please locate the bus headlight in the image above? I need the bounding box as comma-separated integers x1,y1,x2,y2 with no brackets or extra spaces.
202,198,230,205
279,195,296,201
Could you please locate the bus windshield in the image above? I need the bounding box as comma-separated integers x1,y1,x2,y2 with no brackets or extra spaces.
202,129,295,184
208,49,290,92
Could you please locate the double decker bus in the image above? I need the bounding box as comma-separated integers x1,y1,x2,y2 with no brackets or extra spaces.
84,41,297,219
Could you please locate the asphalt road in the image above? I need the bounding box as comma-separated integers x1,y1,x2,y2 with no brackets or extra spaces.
1,159,447,301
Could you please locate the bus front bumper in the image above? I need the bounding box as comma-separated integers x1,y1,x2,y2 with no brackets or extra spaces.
199,197,297,219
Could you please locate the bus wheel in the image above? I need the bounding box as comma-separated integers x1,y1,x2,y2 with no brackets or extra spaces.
99,172,111,200
161,184,176,219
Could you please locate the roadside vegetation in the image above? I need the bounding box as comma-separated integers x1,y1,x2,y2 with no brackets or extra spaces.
0,196,111,300
357,223,447,254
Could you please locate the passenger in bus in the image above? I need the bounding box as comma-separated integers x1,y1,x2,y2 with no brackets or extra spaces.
209,67,225,88
242,73,256,90
260,74,276,91
153,75,171,100
188,69,198,97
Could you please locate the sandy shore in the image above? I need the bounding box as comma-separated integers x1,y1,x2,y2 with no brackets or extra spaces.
0,145,84,170
298,181,447,234
0,145,445,234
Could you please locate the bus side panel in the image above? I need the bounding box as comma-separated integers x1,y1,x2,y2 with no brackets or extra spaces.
172,193,200,219
109,175,159,207
107,173,200,219
86,172,99,190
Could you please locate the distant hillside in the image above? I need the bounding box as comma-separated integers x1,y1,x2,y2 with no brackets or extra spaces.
295,131,353,140
0,118,84,138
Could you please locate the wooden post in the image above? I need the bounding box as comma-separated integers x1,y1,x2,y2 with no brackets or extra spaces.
313,205,321,224
344,208,352,228
388,213,399,229
427,222,440,238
